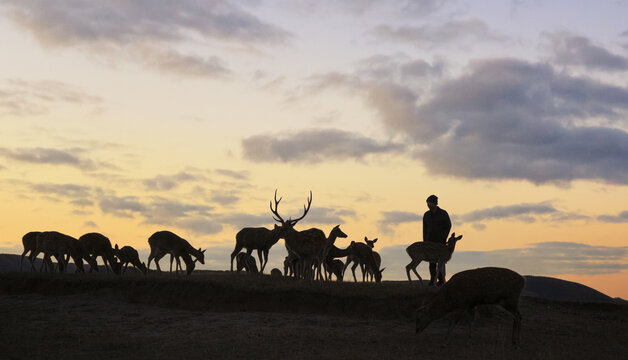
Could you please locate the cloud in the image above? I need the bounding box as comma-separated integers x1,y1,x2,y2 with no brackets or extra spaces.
97,195,220,235
2,1,290,78
214,168,250,181
379,241,628,281
267,0,446,17
355,54,445,82
0,78,101,116
455,202,557,224
0,147,103,171
597,210,628,223
377,210,420,234
542,31,628,71
371,18,505,47
143,171,204,191
219,212,276,229
242,128,405,163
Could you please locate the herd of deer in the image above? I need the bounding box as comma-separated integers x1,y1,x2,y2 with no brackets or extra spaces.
16,190,524,346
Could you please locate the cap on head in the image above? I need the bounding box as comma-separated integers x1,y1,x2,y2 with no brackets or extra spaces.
426,194,438,205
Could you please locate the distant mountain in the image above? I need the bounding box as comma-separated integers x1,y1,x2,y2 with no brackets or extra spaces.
523,275,627,304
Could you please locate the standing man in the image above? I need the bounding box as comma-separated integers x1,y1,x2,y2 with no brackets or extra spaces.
422,194,451,285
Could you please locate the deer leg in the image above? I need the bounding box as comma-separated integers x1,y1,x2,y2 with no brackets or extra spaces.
351,262,359,282
19,249,29,272
230,243,244,272
428,262,437,285
502,300,522,347
256,249,264,273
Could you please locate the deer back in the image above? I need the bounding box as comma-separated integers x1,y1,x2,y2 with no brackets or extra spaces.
236,227,280,250
406,241,451,262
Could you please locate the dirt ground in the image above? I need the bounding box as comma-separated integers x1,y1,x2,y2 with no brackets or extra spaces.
0,273,626,360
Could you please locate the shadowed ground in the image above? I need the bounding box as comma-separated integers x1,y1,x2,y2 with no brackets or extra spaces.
0,271,626,359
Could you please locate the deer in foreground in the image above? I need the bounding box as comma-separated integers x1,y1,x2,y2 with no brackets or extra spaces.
147,230,205,275
235,252,259,273
344,237,378,281
19,231,41,271
270,268,283,277
347,240,384,282
113,244,147,275
79,232,121,274
270,190,326,281
405,233,463,285
415,267,525,347
319,225,348,281
230,224,281,273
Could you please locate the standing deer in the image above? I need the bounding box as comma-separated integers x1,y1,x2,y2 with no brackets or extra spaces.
147,230,205,275
319,225,348,281
270,190,327,280
344,237,378,281
406,233,463,285
230,224,281,273
79,232,121,274
347,240,384,282
415,267,525,347
19,231,41,272
325,258,345,281
113,244,147,275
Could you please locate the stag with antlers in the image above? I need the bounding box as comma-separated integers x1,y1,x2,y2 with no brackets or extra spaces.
270,190,329,280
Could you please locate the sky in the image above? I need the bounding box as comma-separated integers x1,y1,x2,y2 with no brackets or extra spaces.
1,0,627,298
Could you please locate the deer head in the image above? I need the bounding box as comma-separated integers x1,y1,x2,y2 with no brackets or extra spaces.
364,237,378,248
270,189,312,236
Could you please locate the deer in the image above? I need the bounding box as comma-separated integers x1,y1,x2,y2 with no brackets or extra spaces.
147,230,205,276
113,244,147,275
344,237,378,281
347,240,385,282
415,267,525,347
230,224,281,273
365,251,382,282
19,231,41,271
406,233,463,285
79,232,121,274
319,225,348,281
270,190,328,281
324,258,345,281
235,252,259,273
34,231,97,273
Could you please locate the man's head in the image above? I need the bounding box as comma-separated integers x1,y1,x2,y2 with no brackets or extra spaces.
426,194,438,211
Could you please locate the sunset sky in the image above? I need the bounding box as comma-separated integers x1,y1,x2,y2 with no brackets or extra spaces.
1,1,627,298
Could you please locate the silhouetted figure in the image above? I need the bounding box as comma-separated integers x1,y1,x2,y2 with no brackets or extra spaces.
422,194,451,285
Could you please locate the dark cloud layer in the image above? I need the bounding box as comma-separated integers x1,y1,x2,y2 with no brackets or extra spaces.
242,128,405,163
379,241,628,280
542,32,628,71
2,1,290,78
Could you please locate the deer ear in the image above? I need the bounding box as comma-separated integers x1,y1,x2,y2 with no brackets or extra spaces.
373,238,378,243
364,236,367,241
452,232,456,237
380,267,386,273
115,244,119,250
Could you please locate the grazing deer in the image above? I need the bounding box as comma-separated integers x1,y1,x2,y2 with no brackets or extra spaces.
325,258,344,281
230,224,281,273
415,267,525,347
405,233,463,285
270,190,327,280
347,240,384,282
19,231,41,272
34,231,97,273
113,244,147,275
235,252,259,273
147,230,205,275
365,251,381,282
79,232,121,274
344,237,378,281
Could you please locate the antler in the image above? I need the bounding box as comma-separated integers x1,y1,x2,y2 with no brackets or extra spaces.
289,190,312,226
270,189,285,224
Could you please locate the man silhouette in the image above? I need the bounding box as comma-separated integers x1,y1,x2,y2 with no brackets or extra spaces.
422,194,451,285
